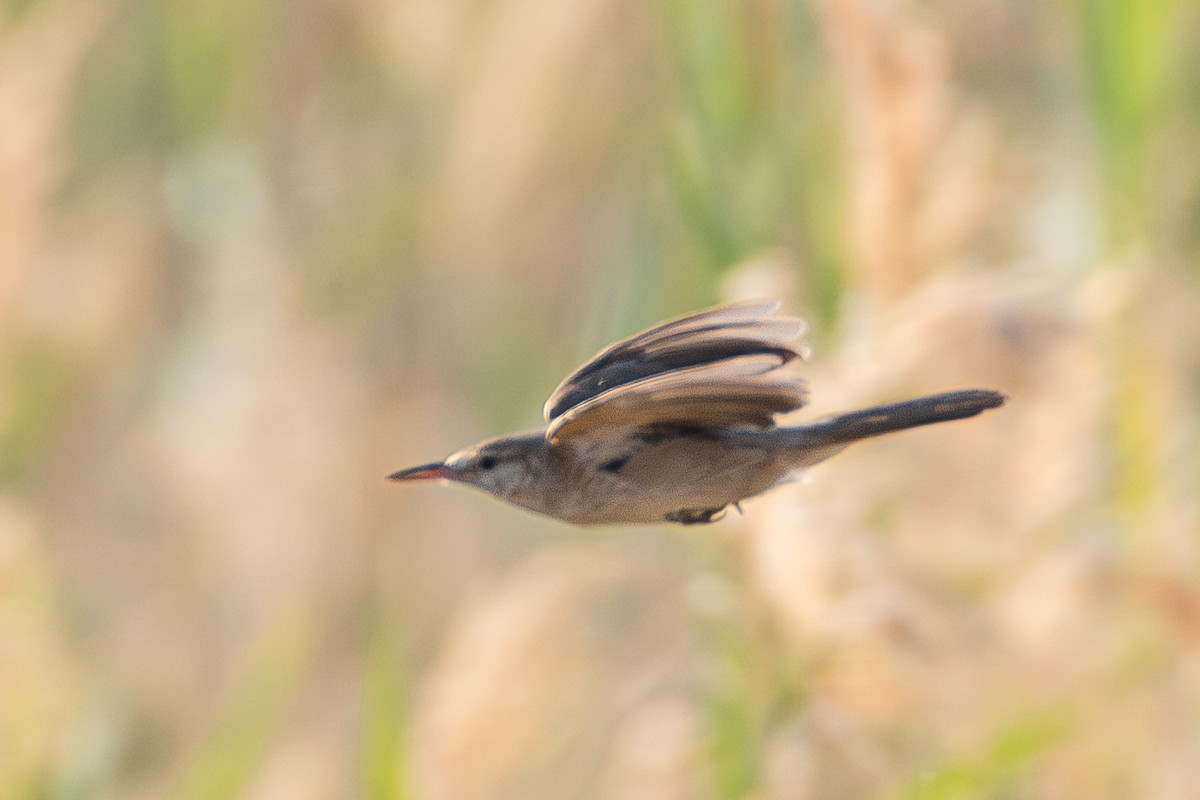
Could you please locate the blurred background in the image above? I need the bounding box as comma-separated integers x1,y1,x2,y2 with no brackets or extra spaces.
2,0,1200,797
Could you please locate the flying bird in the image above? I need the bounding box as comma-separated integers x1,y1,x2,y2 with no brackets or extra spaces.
388,300,1005,525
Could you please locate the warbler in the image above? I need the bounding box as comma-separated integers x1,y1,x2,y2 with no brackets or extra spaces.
389,300,1005,525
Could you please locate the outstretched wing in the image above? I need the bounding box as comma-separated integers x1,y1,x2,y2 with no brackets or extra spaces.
544,300,808,443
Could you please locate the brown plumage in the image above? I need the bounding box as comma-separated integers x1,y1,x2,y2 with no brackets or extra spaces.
389,300,1005,525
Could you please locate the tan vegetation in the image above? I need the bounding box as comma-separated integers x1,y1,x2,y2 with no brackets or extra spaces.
1,0,1198,797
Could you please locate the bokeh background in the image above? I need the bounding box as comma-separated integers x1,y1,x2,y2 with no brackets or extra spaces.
3,0,1200,797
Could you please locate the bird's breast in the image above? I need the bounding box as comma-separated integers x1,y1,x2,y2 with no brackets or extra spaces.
539,431,788,525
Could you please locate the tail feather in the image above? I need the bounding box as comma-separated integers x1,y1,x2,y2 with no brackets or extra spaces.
794,389,1006,448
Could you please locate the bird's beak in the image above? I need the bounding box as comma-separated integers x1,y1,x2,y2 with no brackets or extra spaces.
386,462,458,482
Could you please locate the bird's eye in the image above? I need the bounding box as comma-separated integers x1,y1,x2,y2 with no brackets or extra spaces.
477,455,497,470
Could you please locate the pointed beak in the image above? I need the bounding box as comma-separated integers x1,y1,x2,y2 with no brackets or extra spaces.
386,462,458,482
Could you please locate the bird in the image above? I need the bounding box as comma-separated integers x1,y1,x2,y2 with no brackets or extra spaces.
388,300,1005,525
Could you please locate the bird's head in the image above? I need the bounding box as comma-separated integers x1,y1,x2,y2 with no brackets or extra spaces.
387,430,550,499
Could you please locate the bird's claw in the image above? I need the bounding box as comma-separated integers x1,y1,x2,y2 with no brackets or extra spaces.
666,506,728,525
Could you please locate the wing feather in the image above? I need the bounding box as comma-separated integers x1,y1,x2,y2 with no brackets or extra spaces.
546,348,808,443
544,300,808,427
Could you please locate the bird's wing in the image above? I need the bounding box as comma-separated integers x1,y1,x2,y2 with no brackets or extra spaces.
544,301,808,443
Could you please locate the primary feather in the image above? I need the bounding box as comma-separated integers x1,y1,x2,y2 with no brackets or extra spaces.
544,301,808,443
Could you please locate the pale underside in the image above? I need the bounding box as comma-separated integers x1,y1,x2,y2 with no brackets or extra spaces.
524,429,841,525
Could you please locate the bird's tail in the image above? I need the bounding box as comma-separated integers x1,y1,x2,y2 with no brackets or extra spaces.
781,389,1005,466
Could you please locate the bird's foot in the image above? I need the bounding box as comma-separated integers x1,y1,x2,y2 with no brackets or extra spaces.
666,506,728,525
